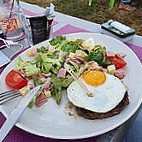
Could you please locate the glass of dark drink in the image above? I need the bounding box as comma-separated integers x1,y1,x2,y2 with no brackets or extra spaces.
29,15,53,45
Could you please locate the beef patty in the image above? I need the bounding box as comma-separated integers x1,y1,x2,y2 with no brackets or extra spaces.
76,91,129,120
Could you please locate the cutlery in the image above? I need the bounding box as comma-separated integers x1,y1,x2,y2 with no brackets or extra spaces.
0,85,41,142
0,90,22,105
64,63,93,97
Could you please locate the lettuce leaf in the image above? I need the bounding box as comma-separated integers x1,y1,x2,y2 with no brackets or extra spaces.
49,36,66,46
25,64,40,77
33,78,42,86
28,96,36,108
60,41,79,53
35,53,42,68
51,74,74,104
93,45,106,55
16,56,28,69
51,74,63,104
58,51,68,62
85,51,104,62
51,86,62,105
41,62,52,74
62,75,74,88
50,36,79,53
37,46,47,53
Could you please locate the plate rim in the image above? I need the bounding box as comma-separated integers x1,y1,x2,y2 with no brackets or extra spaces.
1,32,142,139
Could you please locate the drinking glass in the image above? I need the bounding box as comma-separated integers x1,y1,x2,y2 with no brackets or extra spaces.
0,0,25,41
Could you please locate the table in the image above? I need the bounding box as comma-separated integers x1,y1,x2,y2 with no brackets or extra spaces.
0,1,142,142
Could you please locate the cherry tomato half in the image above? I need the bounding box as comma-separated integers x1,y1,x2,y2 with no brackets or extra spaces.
106,55,127,69
5,70,27,89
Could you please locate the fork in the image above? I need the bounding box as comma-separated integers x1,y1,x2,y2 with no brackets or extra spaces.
0,90,22,105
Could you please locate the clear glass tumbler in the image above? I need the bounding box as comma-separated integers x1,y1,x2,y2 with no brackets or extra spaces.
0,0,25,41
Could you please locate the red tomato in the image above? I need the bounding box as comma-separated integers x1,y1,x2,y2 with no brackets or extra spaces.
5,70,27,89
106,55,127,69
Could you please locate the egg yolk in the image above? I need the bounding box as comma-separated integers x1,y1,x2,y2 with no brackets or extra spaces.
82,70,106,86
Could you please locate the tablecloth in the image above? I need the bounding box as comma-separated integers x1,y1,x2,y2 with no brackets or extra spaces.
0,7,142,142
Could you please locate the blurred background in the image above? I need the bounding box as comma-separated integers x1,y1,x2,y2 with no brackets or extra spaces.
21,0,142,36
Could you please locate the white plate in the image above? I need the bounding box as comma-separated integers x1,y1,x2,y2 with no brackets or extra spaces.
0,33,142,139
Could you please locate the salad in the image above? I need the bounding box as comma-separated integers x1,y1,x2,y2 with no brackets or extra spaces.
5,36,127,108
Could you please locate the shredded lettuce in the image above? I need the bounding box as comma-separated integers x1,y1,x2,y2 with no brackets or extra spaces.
16,56,28,69
51,74,74,104
49,36,66,46
51,74,63,89
33,78,42,86
25,64,40,77
93,45,106,55
51,74,63,104
42,55,60,66
37,46,47,53
41,62,52,74
28,96,36,108
51,86,62,105
28,91,42,108
16,56,40,77
34,51,62,75
62,75,74,88
50,36,79,53
35,53,42,68
85,47,112,67
60,41,79,53
58,51,68,62
68,61,79,71
85,51,104,62
15,36,110,106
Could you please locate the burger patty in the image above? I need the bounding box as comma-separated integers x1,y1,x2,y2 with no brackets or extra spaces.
76,91,129,120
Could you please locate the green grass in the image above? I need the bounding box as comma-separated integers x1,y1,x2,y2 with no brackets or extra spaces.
22,0,142,35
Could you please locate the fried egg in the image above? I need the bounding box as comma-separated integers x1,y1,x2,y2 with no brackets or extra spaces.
67,70,127,113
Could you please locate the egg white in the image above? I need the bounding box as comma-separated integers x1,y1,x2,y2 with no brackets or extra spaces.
67,73,127,113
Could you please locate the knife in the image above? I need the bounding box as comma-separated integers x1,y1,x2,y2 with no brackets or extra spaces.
0,85,41,142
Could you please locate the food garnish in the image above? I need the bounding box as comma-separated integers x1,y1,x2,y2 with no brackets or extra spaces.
5,36,127,111
6,70,27,89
